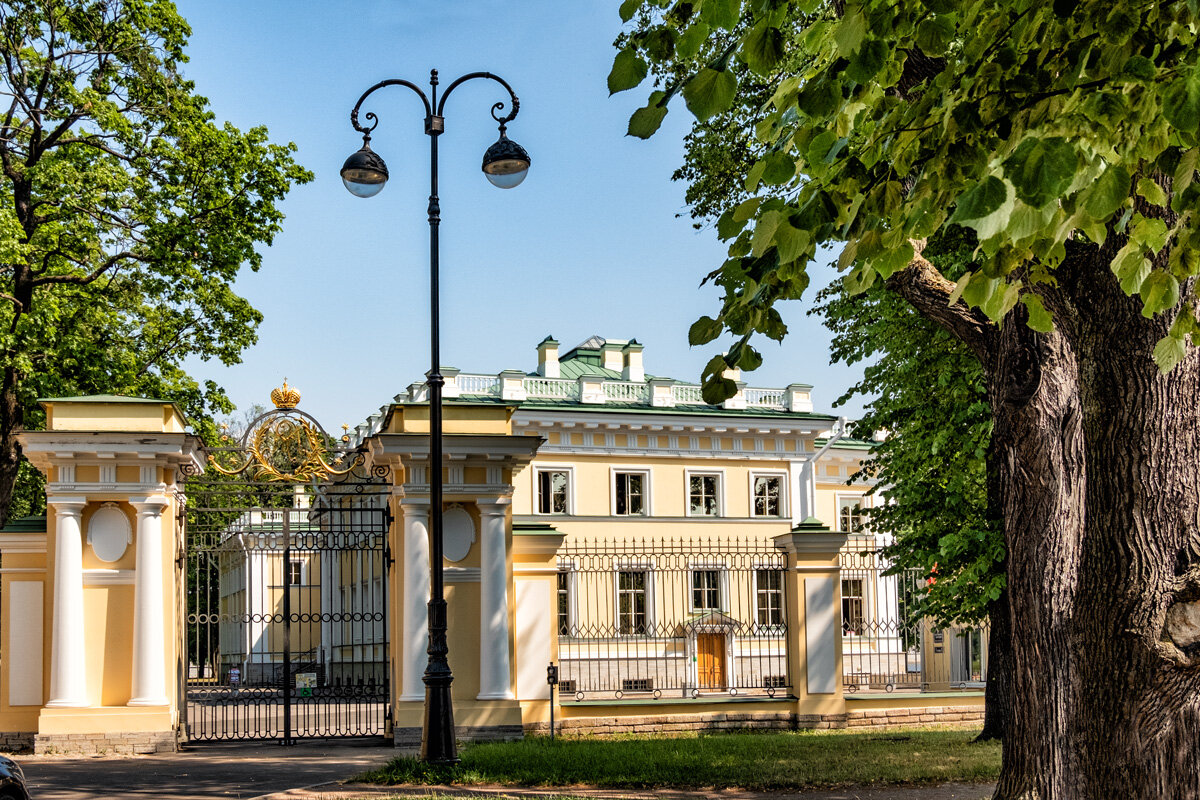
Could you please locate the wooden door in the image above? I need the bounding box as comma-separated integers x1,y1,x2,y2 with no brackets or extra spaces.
697,633,726,689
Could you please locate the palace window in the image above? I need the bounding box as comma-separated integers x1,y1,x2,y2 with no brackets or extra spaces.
752,474,784,517
537,469,571,515
688,473,721,516
691,568,722,612
287,559,304,586
841,578,866,635
755,569,784,629
617,570,649,635
614,471,647,516
557,567,573,636
839,495,866,533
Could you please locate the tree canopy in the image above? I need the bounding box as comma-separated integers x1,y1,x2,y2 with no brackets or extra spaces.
0,0,312,521
613,0,1200,396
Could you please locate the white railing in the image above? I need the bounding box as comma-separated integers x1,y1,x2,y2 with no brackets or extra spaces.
603,381,650,403
672,384,705,404
524,377,579,399
745,388,786,408
458,374,500,395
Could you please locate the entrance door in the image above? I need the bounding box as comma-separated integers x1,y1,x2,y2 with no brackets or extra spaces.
697,632,726,689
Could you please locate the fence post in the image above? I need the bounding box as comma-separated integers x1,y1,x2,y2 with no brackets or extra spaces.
774,518,848,728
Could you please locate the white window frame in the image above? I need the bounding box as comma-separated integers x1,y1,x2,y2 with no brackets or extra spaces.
749,470,788,518
610,466,652,516
688,560,729,614
750,563,786,633
534,464,575,515
837,492,869,533
556,561,578,637
685,469,725,517
286,557,307,587
613,560,655,637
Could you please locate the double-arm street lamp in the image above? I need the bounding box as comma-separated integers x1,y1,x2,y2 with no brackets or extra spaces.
341,69,530,764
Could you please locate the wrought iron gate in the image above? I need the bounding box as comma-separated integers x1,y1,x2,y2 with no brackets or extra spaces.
181,391,392,743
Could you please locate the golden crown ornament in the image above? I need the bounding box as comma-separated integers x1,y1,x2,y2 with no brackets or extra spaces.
270,379,301,409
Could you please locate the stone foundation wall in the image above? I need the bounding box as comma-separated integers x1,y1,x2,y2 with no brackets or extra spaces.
0,732,35,754
846,704,985,728
394,724,524,748
530,710,846,737
33,730,176,756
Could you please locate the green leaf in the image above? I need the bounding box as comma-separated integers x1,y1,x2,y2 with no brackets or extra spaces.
873,242,915,278
774,221,810,264
1002,137,1077,209
1136,177,1167,207
745,158,768,191
915,14,955,56
1140,271,1180,318
846,39,890,84
1122,55,1156,82
700,0,740,30
1021,294,1053,332
761,151,796,185
1112,245,1151,295
682,68,737,121
1162,70,1200,133
1131,216,1169,253
627,95,668,139
1083,164,1130,220
949,176,1008,222
752,210,783,257
716,210,744,240
688,315,724,345
741,18,786,75
676,23,709,60
733,198,762,222
608,48,648,94
1153,334,1187,373
619,0,642,22
834,10,867,56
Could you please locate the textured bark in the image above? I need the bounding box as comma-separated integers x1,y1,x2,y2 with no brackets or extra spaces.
892,241,1200,796
0,370,23,528
991,250,1200,798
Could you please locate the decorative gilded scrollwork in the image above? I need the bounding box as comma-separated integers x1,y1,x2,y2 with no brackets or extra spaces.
207,383,369,482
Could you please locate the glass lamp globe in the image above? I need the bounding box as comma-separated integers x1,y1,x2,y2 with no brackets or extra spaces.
481,133,531,189
341,144,389,198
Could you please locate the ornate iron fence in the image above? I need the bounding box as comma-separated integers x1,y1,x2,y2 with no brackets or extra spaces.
839,536,989,693
556,536,789,701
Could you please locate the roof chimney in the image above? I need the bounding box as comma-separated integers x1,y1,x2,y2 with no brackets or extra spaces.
601,340,624,372
537,336,560,378
622,340,645,382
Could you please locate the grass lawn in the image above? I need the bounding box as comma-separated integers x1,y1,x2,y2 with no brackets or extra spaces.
356,727,1000,791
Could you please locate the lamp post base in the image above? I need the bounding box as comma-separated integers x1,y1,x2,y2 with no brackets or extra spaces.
420,598,459,765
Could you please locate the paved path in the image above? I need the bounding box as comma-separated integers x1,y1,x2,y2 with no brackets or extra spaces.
17,739,396,800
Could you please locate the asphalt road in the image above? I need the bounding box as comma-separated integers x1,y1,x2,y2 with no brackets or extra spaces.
18,738,396,800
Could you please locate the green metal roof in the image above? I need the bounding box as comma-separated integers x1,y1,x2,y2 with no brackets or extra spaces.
0,516,46,533
815,436,876,450
557,360,623,380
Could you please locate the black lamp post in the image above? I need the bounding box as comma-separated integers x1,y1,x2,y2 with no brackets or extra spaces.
342,69,530,765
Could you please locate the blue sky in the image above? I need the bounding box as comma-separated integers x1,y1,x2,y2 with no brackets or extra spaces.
175,0,868,428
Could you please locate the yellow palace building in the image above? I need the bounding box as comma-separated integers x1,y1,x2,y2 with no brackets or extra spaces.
0,335,984,753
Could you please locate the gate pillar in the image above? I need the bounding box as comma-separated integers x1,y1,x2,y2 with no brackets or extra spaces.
774,518,850,728
18,395,203,754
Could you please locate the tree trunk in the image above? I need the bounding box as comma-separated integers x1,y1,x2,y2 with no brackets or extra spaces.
976,589,1012,742
992,253,1200,798
0,368,24,528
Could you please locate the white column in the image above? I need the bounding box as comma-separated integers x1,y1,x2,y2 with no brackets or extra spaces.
477,500,514,700
790,459,816,524
129,497,169,706
46,497,88,707
399,500,430,701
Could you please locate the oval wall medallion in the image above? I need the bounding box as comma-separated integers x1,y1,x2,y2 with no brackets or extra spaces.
88,503,132,563
442,506,476,562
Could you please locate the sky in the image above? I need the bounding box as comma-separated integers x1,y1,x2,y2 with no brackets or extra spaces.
174,0,869,429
